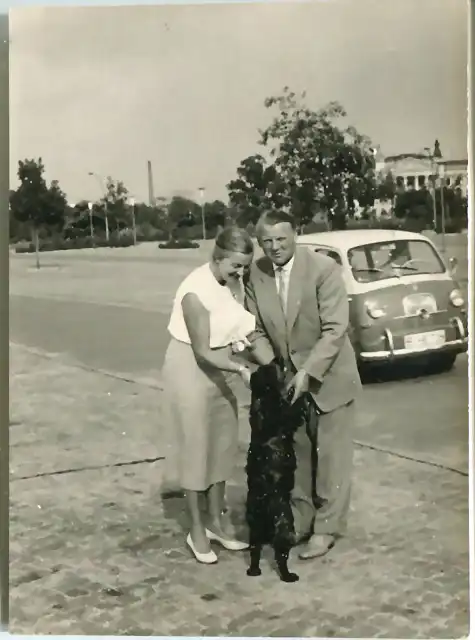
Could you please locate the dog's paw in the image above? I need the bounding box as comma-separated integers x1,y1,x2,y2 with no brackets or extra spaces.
280,572,299,583
246,567,262,577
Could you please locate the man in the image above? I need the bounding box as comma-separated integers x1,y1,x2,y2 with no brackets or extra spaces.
244,210,362,559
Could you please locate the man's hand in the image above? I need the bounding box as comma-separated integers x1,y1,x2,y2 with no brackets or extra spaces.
285,369,309,404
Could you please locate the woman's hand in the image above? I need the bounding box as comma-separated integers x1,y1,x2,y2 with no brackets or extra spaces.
237,364,252,389
231,337,252,354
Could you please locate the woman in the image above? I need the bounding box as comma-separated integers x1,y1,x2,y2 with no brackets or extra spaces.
161,227,257,564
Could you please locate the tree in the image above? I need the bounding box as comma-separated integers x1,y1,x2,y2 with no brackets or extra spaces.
63,200,102,239
394,188,433,232
434,185,467,232
9,189,28,241
9,158,67,268
446,187,468,230
376,171,397,203
166,196,201,239
227,89,376,230
134,202,169,239
227,154,287,226
99,176,130,233
389,179,468,234
47,180,69,225
262,88,376,230
203,200,228,231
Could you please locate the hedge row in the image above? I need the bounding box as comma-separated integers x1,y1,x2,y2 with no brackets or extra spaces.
14,236,205,254
13,216,465,254
14,235,137,254
158,240,200,249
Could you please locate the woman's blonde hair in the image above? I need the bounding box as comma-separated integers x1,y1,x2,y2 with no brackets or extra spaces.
212,226,254,262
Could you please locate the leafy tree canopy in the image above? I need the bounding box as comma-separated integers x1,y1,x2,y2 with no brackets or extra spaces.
10,158,67,232
228,88,377,229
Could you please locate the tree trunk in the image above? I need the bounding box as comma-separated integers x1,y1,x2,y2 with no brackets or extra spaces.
32,227,40,270
329,210,347,231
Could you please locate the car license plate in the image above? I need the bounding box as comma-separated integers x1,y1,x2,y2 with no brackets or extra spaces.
404,330,446,352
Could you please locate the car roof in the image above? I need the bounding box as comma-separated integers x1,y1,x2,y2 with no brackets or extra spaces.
296,228,429,252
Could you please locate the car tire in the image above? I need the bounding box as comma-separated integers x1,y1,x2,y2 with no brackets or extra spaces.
430,353,457,374
357,361,384,383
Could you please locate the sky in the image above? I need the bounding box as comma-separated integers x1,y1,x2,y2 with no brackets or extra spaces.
9,0,469,204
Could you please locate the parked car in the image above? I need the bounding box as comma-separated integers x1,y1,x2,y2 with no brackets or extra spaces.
297,229,468,372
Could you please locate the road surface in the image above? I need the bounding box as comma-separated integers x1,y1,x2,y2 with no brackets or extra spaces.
10,293,469,476
8,248,470,637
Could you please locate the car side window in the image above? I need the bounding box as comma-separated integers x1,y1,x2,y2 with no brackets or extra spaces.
348,248,368,270
408,240,443,266
313,247,342,265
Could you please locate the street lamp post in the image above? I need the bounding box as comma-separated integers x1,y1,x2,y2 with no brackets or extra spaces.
439,163,446,253
87,201,94,241
69,202,75,237
88,172,109,242
129,197,137,246
104,201,110,243
198,187,206,240
423,147,438,232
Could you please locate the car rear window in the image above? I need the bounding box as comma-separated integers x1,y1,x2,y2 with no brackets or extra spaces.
347,239,445,283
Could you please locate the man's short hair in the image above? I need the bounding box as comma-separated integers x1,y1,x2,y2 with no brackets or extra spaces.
255,210,297,236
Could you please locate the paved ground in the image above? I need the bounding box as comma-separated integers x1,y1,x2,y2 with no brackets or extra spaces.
9,344,470,637
8,235,471,636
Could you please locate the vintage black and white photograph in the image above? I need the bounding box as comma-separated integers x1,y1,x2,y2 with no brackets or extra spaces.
7,0,470,636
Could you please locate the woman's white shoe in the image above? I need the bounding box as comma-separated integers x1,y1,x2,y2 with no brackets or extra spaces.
186,533,218,564
205,528,249,551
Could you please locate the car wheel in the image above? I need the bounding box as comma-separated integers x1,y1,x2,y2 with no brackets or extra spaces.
357,361,385,383
430,353,457,374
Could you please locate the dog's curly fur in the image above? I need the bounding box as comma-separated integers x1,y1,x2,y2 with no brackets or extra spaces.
245,359,308,582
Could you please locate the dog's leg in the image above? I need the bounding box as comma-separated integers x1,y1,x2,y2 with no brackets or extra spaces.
274,545,299,583
246,543,262,577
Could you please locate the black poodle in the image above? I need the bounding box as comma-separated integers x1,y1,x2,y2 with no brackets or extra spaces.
245,359,311,583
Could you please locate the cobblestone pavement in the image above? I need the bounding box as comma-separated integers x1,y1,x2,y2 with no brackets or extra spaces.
9,344,470,637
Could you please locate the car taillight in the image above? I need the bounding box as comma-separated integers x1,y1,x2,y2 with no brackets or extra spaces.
364,299,386,319
449,289,465,307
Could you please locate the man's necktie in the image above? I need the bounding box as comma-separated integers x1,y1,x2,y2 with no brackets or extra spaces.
276,267,287,315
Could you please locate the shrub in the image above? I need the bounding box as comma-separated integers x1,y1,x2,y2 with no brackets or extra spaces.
158,239,200,250
14,244,34,254
136,224,168,242
435,217,464,234
109,235,135,248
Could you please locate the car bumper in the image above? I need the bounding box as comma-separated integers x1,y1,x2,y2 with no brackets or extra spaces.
358,316,468,362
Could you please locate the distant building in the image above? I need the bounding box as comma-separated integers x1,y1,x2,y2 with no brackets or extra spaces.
374,140,468,196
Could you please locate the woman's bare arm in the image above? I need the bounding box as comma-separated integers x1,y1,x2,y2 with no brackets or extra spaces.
181,293,245,374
